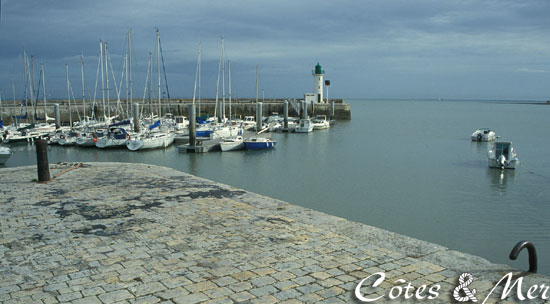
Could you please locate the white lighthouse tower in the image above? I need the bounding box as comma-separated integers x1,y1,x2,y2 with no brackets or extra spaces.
312,62,325,103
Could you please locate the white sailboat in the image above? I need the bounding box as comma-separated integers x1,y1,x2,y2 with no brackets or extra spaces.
220,135,245,151
126,130,175,151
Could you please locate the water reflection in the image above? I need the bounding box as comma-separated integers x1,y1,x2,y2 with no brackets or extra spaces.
486,168,515,193
471,141,490,154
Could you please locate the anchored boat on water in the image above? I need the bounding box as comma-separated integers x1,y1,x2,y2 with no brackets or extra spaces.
488,141,519,169
472,128,497,141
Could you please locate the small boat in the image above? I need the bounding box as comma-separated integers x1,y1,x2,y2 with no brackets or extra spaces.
242,116,256,130
488,141,519,169
295,118,314,133
244,137,276,150
220,136,245,152
472,128,496,141
312,115,330,130
0,146,13,165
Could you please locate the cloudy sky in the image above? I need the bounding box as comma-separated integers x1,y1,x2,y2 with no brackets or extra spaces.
1,0,550,100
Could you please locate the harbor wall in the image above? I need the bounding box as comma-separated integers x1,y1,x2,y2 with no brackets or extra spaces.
0,98,351,125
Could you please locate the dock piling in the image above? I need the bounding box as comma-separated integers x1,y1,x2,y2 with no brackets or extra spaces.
189,105,196,147
330,101,335,121
54,104,61,129
132,103,140,132
35,139,50,182
301,101,307,119
256,102,263,132
283,101,289,129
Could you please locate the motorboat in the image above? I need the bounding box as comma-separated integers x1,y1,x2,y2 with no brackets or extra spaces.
472,128,496,141
488,141,519,169
242,116,256,130
0,146,12,165
126,131,175,151
295,118,314,133
220,136,245,152
312,115,330,130
244,137,276,150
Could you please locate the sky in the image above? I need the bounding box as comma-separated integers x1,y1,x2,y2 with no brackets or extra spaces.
1,0,550,100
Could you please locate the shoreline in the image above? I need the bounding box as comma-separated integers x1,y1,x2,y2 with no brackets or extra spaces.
1,162,548,303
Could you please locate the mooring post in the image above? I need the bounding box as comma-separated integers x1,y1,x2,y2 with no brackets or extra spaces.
330,101,335,121
256,102,263,132
54,103,61,129
35,139,50,182
189,105,196,147
301,101,307,119
311,100,315,116
132,103,140,133
283,100,289,130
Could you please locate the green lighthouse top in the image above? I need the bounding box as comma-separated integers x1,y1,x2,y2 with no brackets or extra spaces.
314,62,325,75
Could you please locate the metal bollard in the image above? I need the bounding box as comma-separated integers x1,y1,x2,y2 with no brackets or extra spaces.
509,240,537,273
35,139,51,182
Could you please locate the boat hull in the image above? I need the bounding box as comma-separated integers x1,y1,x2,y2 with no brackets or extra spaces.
245,141,276,150
220,141,245,152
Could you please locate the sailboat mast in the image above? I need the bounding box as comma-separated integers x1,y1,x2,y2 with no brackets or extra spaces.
228,59,231,123
31,55,36,122
66,64,72,128
104,42,111,118
99,41,106,119
11,77,18,126
156,29,161,118
42,63,47,121
221,38,225,122
215,39,222,120
128,28,133,113
198,43,201,118
149,52,153,116
255,65,259,103
125,53,129,118
80,57,86,118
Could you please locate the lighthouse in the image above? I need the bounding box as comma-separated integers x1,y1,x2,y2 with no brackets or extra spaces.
312,63,324,103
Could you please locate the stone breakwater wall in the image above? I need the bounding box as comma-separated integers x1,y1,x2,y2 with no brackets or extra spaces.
0,162,547,304
0,99,351,125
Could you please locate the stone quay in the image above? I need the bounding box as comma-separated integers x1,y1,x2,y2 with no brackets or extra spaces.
1,162,548,303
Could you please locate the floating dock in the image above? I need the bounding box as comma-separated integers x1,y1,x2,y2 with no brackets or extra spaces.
0,162,547,303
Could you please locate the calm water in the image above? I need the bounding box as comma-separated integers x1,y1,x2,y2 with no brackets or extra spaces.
3,99,550,274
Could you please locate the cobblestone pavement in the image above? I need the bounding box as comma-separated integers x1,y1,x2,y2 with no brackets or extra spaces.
1,163,549,303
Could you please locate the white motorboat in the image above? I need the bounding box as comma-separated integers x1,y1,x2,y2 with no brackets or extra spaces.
126,131,175,151
0,146,12,165
242,116,256,130
472,128,496,141
295,118,314,133
488,141,519,169
312,115,330,130
174,116,189,131
220,136,245,152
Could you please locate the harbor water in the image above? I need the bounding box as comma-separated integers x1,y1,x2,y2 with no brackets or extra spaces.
3,98,550,274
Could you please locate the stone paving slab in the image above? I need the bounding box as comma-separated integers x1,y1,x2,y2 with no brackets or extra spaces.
1,162,549,303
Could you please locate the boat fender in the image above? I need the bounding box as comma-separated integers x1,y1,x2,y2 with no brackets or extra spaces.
477,133,482,141
126,133,131,140
60,134,65,139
